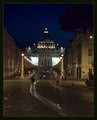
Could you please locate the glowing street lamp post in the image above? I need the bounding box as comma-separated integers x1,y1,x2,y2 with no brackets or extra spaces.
61,54,64,79
60,47,65,79
20,53,24,79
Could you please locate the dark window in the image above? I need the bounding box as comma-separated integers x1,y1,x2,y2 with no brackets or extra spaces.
88,49,92,56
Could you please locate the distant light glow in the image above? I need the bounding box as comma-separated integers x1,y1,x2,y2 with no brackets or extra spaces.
30,57,39,66
21,53,24,56
24,56,27,59
90,35,93,39
52,57,62,66
60,47,64,53
44,28,48,33
61,54,64,57
45,28,47,30
44,31,48,33
28,46,31,51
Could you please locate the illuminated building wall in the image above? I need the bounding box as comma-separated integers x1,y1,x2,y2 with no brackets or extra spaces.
28,28,64,68
52,57,62,66
3,29,17,78
3,29,32,78
30,57,39,66
3,29,33,78
81,33,94,79
65,30,94,79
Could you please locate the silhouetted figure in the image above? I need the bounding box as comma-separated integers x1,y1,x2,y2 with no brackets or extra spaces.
43,75,46,80
85,71,94,86
40,76,42,80
62,75,66,82
31,75,35,89
89,73,93,80
64,72,67,81
62,76,64,82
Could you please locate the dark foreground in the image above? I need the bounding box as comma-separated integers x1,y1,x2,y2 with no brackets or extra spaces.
3,79,94,117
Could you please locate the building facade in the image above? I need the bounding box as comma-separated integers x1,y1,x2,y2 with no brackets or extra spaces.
3,29,33,78
65,30,94,79
26,28,65,76
3,29,17,78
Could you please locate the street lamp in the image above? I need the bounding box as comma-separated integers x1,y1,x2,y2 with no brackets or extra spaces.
24,56,27,59
60,46,65,79
60,54,64,79
90,35,93,39
20,53,24,79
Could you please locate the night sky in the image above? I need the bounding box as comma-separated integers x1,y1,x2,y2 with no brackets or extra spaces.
4,4,78,50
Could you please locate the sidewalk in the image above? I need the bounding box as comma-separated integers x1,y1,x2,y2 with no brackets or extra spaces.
46,79,86,88
3,74,32,80
60,79,86,86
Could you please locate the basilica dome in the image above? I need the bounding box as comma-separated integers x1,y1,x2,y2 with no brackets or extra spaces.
37,28,55,49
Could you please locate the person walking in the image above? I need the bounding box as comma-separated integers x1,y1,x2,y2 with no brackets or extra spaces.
31,75,35,89
43,74,46,80
64,71,67,81
40,75,42,80
61,76,64,82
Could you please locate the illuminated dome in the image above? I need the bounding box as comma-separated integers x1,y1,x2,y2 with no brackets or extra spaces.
37,28,55,49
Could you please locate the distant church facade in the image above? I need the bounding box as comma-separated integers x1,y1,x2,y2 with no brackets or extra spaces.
26,28,65,68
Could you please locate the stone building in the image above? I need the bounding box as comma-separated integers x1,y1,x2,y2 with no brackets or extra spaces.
3,29,33,78
65,30,94,79
3,29,17,78
26,28,65,77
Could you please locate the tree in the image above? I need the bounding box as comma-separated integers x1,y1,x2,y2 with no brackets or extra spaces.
59,4,93,32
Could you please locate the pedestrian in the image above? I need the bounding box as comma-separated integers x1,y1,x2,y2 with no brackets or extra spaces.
89,73,94,80
43,75,46,80
61,76,64,82
40,75,42,80
64,72,66,81
85,73,89,84
56,75,60,88
64,75,66,81
31,75,35,89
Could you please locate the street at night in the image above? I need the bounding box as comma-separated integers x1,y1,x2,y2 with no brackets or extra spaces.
3,77,94,117
3,4,94,117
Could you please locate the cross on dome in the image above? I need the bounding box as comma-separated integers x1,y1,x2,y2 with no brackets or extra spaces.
45,28,48,30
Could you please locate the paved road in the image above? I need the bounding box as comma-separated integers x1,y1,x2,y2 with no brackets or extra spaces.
3,78,94,117
3,80,61,117
35,80,94,117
